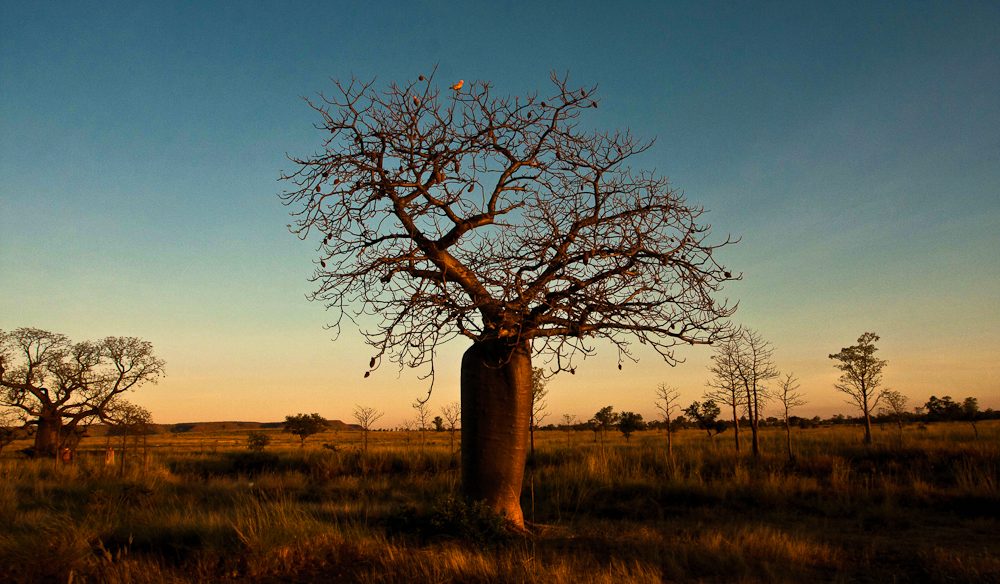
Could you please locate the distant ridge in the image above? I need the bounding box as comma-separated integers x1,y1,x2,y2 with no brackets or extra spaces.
85,419,359,435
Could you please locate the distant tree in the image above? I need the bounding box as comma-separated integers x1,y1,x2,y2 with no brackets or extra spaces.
529,368,550,457
0,409,25,454
962,397,980,438
440,401,461,455
829,332,888,445
593,406,619,442
353,405,384,452
618,411,645,441
283,413,329,446
684,400,726,438
924,395,961,422
587,417,601,442
246,430,271,452
672,415,688,431
731,328,777,457
776,373,806,461
432,415,446,432
0,328,165,458
706,339,746,453
105,400,153,477
412,399,432,446
654,384,680,457
878,390,909,442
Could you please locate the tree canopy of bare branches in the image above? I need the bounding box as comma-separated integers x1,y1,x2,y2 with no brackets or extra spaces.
654,384,680,457
353,405,384,452
708,327,776,457
279,72,738,527
279,72,737,378
776,372,805,461
0,327,165,457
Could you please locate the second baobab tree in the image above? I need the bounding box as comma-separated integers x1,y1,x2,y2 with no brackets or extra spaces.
280,72,737,528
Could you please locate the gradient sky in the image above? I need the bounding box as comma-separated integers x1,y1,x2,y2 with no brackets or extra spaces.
2,1,998,426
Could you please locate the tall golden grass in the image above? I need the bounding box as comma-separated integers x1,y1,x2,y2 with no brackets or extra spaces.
0,421,996,583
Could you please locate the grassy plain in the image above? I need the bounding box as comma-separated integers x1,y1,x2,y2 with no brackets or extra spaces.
0,421,997,583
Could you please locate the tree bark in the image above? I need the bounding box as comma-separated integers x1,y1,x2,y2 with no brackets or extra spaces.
460,338,531,529
33,414,62,458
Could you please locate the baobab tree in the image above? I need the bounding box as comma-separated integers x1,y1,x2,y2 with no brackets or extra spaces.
0,328,165,458
829,332,887,445
279,72,737,527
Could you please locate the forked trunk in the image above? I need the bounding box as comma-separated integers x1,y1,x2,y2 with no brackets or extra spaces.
33,415,62,458
460,339,531,529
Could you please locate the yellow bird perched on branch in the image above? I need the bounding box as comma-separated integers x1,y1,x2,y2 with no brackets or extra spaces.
450,80,464,91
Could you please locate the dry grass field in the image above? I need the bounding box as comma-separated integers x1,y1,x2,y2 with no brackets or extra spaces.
0,421,997,583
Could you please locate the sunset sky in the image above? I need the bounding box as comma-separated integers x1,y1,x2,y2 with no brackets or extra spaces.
2,1,998,426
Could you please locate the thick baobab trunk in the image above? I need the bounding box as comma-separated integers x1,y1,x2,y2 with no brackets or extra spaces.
460,339,532,529
33,414,62,458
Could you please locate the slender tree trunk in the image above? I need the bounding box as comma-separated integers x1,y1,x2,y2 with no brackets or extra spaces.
460,339,531,529
33,414,62,458
731,402,740,453
666,420,673,458
120,428,128,478
745,385,760,458
529,424,535,458
862,393,873,445
785,420,793,461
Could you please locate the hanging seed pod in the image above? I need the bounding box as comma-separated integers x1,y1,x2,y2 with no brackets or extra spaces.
369,357,376,368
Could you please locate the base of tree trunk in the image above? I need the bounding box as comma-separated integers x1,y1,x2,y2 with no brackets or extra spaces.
460,339,532,529
32,416,62,458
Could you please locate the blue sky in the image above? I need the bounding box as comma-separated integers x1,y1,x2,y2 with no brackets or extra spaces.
2,1,998,424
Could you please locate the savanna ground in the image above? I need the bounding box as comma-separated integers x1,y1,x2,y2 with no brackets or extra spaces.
0,421,997,583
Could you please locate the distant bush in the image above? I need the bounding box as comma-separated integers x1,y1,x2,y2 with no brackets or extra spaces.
246,431,271,452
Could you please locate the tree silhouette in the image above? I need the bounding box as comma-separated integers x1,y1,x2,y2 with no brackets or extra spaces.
654,384,680,457
829,332,887,445
283,413,329,446
776,372,805,461
684,400,726,438
279,72,737,526
353,405,384,451
878,390,908,442
529,367,549,457
0,328,165,458
617,411,645,441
